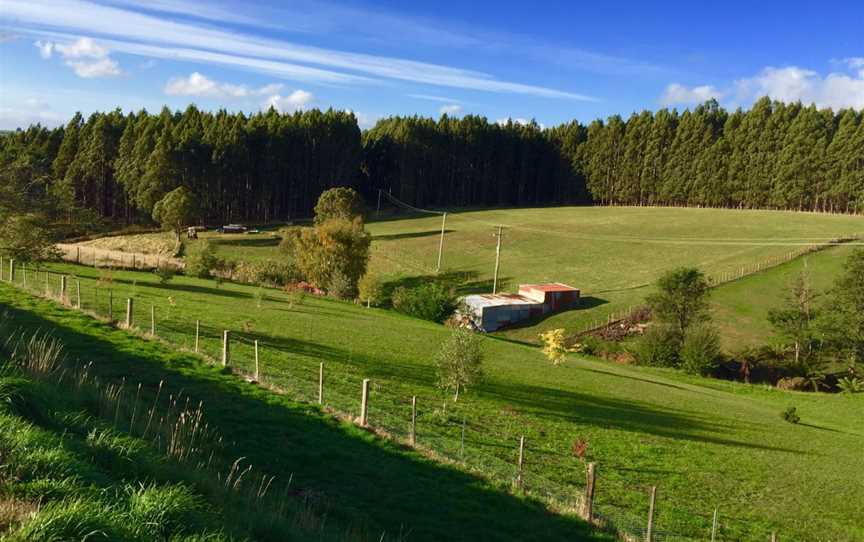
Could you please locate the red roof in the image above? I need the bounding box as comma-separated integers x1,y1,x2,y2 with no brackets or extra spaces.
519,283,578,292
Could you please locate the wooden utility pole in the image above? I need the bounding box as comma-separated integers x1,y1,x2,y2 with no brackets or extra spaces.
436,212,447,272
493,226,503,294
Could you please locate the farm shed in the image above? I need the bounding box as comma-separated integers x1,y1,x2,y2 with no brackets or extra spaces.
462,283,580,332
518,283,580,312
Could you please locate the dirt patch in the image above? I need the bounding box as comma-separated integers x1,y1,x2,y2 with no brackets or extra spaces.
0,495,38,534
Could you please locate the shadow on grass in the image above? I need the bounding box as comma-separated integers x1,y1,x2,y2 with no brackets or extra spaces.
478,380,805,455
492,296,609,334
381,271,509,302
210,237,282,248
373,229,454,241
0,291,610,542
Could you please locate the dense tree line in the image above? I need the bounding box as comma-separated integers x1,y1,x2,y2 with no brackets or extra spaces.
1,98,862,232
0,106,361,227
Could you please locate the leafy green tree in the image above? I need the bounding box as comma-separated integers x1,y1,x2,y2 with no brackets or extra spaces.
768,271,820,367
821,249,864,369
287,218,371,293
313,187,364,225
358,272,384,307
680,325,722,375
647,267,711,338
0,213,59,262
152,186,197,242
435,328,484,401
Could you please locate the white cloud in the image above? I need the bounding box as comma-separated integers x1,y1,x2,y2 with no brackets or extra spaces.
0,100,66,130
34,36,121,78
659,83,724,106
496,117,544,129
263,90,314,112
164,72,283,98
56,36,108,58
67,57,121,78
34,40,53,58
4,0,595,100
662,61,864,111
734,65,864,110
139,58,157,69
439,104,462,115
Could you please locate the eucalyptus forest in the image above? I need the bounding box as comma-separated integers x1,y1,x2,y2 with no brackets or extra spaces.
1,97,862,228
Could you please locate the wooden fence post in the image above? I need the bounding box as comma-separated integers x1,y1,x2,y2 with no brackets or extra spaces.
8,259,13,283
771,533,777,542
516,435,525,488
222,330,230,367
711,507,718,542
254,340,260,381
76,280,81,309
583,462,596,522
359,378,370,427
60,275,67,303
21,263,26,286
44,270,49,295
410,395,417,446
195,320,200,353
318,362,324,404
125,298,134,328
150,305,155,336
646,486,657,542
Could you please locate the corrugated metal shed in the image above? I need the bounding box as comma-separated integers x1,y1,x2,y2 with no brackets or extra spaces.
462,283,581,332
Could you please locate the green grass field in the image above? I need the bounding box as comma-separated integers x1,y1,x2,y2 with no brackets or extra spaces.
168,207,863,345
710,243,857,350
2,258,862,541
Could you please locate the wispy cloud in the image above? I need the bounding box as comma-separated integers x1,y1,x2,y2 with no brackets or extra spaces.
409,94,462,103
4,0,595,100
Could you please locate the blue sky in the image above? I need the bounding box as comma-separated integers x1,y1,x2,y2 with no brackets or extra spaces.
1,0,862,130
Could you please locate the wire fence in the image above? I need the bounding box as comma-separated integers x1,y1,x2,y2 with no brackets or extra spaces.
0,258,789,541
54,243,184,271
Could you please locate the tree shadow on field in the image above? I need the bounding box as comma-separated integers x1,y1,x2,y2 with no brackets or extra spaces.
373,229,455,241
108,278,253,301
478,380,805,455
494,296,609,333
382,270,509,303
0,299,611,542
211,237,281,249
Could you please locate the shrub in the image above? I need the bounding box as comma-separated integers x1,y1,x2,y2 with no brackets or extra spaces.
632,326,681,367
154,263,176,285
230,260,300,287
539,328,569,366
327,270,355,300
837,376,863,394
680,326,722,375
781,406,800,424
357,272,383,307
391,283,455,322
185,241,220,279
313,187,364,225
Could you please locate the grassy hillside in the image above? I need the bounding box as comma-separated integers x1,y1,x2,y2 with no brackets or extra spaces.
152,206,862,343
1,265,862,541
710,243,857,350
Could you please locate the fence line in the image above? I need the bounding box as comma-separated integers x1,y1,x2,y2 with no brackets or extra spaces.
0,258,791,541
573,235,861,337
54,243,184,271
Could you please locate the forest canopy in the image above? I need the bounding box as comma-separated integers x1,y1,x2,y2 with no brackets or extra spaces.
1,98,862,232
